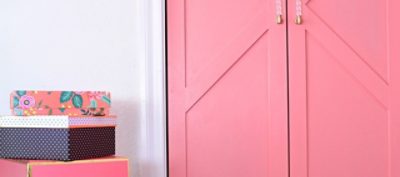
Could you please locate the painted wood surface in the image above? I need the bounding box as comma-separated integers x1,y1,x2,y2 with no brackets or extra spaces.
167,0,288,177
289,0,400,177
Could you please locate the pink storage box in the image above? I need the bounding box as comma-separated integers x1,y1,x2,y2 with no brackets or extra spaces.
11,90,111,116
0,157,129,177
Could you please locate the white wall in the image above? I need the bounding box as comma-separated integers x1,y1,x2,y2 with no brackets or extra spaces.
0,0,166,177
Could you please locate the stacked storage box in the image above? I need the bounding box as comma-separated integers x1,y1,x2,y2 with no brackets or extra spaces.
0,91,116,161
0,157,129,177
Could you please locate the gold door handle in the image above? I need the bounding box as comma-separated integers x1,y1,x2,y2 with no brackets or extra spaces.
295,0,303,25
276,15,283,24
275,0,283,24
295,15,302,25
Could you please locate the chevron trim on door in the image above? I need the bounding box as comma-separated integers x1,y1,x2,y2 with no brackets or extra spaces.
289,0,399,177
168,0,288,177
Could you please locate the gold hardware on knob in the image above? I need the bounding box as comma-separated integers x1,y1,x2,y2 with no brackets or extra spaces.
295,15,302,25
276,15,283,24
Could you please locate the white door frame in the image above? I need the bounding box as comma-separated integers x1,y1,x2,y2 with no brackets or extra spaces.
138,0,167,177
139,0,167,176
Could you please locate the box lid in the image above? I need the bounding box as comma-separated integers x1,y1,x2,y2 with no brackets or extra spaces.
11,91,111,116
0,115,117,128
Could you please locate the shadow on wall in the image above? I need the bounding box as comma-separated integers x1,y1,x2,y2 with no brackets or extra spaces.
113,98,143,177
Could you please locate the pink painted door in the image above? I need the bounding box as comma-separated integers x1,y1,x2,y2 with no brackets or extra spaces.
167,0,288,177
288,0,400,177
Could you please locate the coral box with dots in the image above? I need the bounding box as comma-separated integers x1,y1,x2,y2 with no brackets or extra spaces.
0,156,129,177
10,90,111,116
0,127,115,161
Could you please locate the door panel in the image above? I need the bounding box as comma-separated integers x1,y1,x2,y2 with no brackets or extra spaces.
289,0,400,177
167,0,288,177
307,0,388,81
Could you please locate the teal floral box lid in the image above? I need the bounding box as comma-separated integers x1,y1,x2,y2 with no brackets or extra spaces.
11,91,111,116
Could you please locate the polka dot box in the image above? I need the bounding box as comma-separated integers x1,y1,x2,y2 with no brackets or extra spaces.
0,115,117,128
0,127,115,161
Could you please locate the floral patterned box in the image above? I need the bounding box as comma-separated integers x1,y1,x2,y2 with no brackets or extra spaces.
11,91,111,116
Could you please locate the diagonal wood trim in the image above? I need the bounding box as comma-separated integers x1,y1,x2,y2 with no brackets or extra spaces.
304,8,389,109
186,30,268,112
184,11,273,110
306,7,388,85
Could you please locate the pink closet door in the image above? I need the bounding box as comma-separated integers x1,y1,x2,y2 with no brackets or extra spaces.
288,0,400,177
167,0,288,177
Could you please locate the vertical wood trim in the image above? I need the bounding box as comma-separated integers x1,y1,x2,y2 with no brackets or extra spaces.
388,0,400,176
289,27,308,177
288,0,308,174
167,0,187,177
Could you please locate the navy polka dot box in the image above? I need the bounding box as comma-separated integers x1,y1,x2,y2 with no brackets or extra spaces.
0,90,116,161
